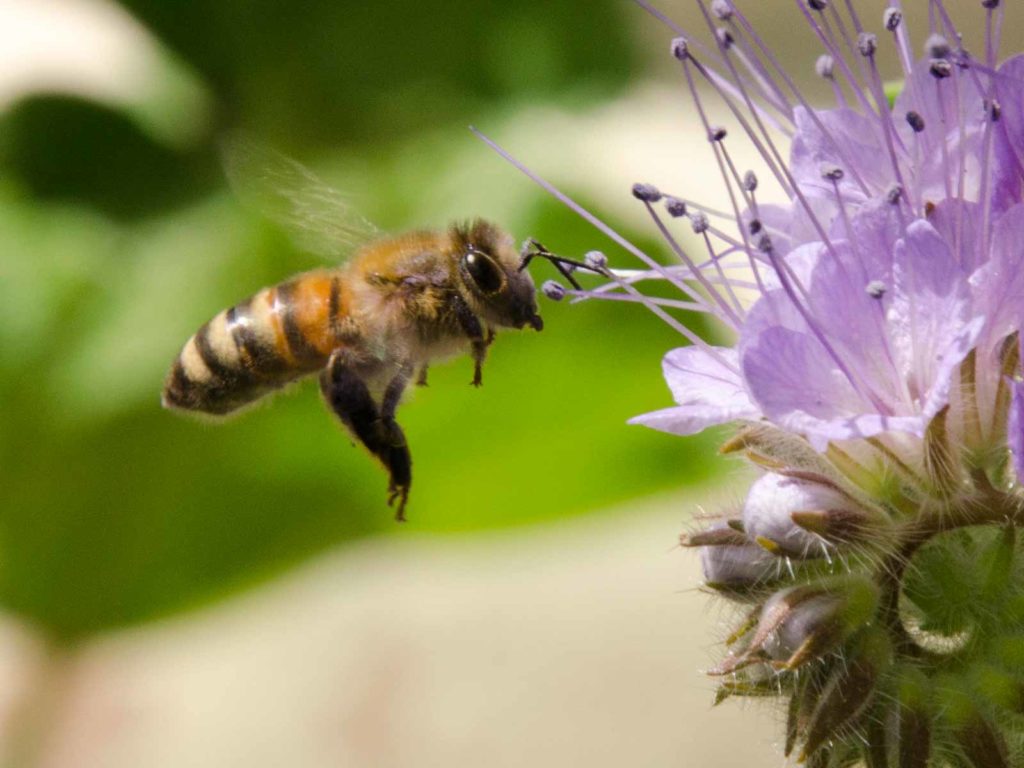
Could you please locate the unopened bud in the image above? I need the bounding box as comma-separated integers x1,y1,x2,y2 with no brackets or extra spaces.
799,628,890,761
743,473,860,557
884,8,902,31
691,212,710,234
897,667,933,768
943,685,1012,768
700,540,777,591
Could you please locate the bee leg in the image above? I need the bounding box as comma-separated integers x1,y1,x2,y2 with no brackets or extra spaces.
320,353,413,522
415,366,429,387
452,295,486,387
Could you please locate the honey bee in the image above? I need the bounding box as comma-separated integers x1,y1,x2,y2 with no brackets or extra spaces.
162,144,545,520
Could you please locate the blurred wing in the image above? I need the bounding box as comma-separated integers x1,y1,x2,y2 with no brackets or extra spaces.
223,138,379,260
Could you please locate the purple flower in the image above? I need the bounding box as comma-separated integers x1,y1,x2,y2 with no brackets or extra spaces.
613,21,1024,459
493,2,1024,763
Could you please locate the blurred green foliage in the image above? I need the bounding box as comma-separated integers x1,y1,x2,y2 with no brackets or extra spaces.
0,0,718,641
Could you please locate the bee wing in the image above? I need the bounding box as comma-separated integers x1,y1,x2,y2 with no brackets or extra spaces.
223,138,379,260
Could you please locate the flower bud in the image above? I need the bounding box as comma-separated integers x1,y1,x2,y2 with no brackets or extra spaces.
942,682,1012,768
799,627,891,761
700,533,777,592
721,577,878,673
742,473,861,556
897,667,932,768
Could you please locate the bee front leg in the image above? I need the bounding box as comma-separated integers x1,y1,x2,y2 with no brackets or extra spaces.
452,295,487,387
319,352,413,522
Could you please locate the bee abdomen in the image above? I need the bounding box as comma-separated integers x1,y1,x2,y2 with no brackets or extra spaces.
163,276,344,415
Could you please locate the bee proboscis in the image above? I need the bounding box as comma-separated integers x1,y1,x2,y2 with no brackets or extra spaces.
162,145,545,520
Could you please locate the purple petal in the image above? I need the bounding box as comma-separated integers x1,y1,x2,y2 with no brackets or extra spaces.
1009,379,1024,481
889,219,974,414
740,319,923,451
970,203,1024,347
994,55,1024,213
629,346,760,435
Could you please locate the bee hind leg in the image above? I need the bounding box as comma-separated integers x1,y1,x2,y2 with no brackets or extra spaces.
319,352,413,522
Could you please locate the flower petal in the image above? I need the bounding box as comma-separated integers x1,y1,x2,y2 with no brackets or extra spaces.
1009,379,1024,481
629,346,760,435
888,219,974,412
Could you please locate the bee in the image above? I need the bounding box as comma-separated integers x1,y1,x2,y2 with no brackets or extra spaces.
162,144,545,521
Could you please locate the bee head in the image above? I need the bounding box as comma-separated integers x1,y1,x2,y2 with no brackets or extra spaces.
453,220,543,331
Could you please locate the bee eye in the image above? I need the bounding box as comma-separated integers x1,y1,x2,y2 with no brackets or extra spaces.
463,251,504,293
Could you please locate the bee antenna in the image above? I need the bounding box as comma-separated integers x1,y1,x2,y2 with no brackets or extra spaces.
518,239,606,291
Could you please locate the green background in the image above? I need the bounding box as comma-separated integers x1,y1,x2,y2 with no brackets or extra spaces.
0,0,720,642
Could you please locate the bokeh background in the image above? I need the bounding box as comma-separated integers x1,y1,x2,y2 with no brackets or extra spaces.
0,1,1014,765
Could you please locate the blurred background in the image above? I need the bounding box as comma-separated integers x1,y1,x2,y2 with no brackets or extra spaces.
0,1,1011,765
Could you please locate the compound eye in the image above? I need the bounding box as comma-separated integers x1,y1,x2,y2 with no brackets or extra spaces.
464,250,504,294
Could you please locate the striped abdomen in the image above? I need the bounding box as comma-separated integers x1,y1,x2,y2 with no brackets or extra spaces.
163,271,349,415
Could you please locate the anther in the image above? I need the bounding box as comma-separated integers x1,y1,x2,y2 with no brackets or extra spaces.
885,183,904,205
925,34,952,60
748,219,763,236
985,99,1002,122
815,54,835,80
632,182,662,202
883,8,902,31
806,0,827,11
665,197,687,218
820,163,844,182
709,126,728,142
906,111,926,133
716,28,735,50
711,0,733,20
929,59,953,79
982,0,1000,8
755,233,773,253
584,250,608,271
857,32,877,57
670,36,689,61
690,212,710,234
542,280,566,301
743,171,758,192
866,280,887,299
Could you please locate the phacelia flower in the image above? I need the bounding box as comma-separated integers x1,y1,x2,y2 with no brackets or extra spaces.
490,1,1024,764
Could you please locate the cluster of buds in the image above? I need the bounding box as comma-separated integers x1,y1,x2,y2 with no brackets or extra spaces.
688,418,1024,766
